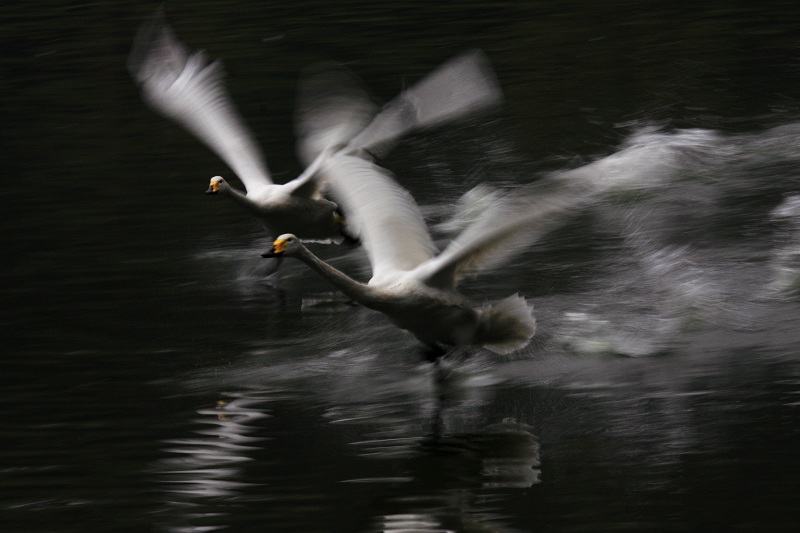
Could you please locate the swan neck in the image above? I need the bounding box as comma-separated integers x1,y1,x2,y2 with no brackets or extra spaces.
222,185,251,206
296,247,372,302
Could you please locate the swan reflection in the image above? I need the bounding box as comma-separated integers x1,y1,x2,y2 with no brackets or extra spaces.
349,417,540,532
154,349,540,532
156,392,271,529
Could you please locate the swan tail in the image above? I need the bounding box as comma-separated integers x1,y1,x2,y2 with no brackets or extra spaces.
477,294,536,355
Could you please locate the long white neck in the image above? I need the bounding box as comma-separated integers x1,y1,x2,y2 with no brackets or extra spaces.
220,183,252,208
294,246,376,304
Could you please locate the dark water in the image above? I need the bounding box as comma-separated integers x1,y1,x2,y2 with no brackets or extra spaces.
4,1,800,531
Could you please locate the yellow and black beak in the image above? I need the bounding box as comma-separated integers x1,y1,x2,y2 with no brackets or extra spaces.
205,181,219,195
261,238,287,258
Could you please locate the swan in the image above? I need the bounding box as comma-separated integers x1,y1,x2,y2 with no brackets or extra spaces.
129,13,502,244
263,155,584,356
129,17,344,242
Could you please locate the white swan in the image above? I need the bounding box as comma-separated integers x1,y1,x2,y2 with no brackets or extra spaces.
264,155,583,355
129,13,501,244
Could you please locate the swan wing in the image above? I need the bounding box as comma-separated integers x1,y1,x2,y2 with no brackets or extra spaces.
417,179,592,290
323,155,436,281
279,146,335,199
295,50,502,168
294,62,378,168
292,52,501,203
130,14,273,191
344,50,503,157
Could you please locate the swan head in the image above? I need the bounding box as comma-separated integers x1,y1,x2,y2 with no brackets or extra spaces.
261,233,301,258
205,176,227,195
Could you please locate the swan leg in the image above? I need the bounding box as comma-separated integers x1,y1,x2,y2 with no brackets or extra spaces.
434,346,471,384
419,344,458,386
434,358,451,386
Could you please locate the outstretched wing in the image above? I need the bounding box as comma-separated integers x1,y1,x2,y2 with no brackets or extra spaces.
129,13,273,192
292,51,502,206
294,50,503,166
294,62,378,168
344,50,503,157
416,178,594,291
323,155,437,283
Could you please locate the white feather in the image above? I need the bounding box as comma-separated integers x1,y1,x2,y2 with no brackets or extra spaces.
130,16,274,193
322,155,436,283
271,154,587,354
130,13,503,245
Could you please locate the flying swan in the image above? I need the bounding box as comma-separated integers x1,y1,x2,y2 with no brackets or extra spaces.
263,155,583,356
129,13,501,244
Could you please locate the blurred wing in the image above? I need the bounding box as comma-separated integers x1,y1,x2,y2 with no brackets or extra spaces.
323,155,436,282
294,62,378,167
281,145,337,199
417,179,594,290
293,52,502,201
130,14,273,191
343,50,503,156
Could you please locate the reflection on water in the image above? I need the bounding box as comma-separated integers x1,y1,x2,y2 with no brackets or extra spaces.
154,389,303,532
159,395,270,500
153,354,541,532
360,419,540,533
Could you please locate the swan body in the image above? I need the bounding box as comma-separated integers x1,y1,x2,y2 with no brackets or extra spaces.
266,233,527,353
260,154,586,355
130,13,502,243
129,17,346,242
204,175,342,241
